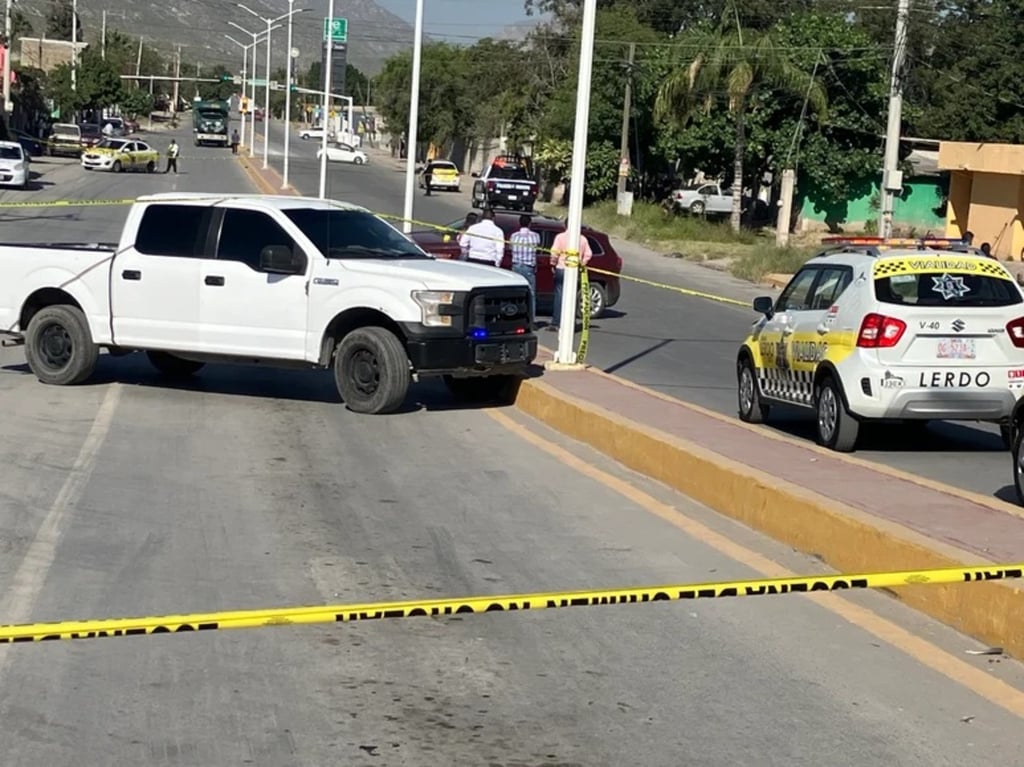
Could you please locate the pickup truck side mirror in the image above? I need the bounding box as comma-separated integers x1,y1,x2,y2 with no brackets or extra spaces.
753,296,775,318
260,245,305,275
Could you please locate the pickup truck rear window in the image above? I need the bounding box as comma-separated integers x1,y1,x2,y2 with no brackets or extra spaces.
875,272,1023,307
284,208,430,260
136,204,207,258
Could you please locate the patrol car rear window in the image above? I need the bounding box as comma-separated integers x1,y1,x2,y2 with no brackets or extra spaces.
874,272,1022,307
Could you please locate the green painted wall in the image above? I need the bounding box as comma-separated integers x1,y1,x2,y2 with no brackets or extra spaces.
799,177,947,234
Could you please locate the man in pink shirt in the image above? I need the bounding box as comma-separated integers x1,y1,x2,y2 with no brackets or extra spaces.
548,228,592,331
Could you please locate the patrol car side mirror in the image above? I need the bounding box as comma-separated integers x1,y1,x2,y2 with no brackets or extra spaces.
753,296,774,318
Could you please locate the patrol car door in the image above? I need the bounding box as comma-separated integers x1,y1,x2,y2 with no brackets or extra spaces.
788,265,856,404
759,267,820,403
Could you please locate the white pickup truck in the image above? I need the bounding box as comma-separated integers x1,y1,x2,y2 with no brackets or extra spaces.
0,193,538,414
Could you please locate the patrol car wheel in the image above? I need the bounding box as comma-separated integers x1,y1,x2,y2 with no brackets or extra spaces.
737,357,769,424
815,376,859,452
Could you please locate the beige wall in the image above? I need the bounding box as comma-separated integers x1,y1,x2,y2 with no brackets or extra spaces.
18,38,88,73
940,142,1024,260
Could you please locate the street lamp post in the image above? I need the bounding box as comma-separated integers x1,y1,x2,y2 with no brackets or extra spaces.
224,34,252,153
228,20,278,159
3,0,13,114
238,3,306,171
282,0,297,189
318,0,335,199
554,0,597,366
401,0,424,233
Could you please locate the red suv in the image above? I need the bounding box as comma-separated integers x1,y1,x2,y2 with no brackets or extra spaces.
409,211,622,319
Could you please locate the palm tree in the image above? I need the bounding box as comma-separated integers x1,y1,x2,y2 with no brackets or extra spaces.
656,23,827,232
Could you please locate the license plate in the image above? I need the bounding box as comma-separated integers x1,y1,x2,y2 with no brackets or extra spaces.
936,338,975,359
475,342,527,364
507,195,518,200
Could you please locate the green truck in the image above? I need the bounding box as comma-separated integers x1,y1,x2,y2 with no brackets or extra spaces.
192,99,231,147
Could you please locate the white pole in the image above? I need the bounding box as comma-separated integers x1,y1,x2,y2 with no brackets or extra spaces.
347,97,353,145
554,0,597,365
240,44,247,151
878,0,910,239
3,0,12,114
318,0,335,199
282,0,295,189
71,0,78,92
249,35,257,156
262,17,272,169
402,0,424,233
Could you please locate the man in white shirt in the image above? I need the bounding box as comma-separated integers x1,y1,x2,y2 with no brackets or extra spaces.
458,208,505,267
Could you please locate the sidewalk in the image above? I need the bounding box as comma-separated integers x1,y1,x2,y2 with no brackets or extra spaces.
517,346,1024,656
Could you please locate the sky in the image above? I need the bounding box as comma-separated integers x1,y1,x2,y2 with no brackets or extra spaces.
375,0,542,40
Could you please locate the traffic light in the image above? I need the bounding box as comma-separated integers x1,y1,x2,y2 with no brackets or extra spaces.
220,74,233,83
289,84,297,93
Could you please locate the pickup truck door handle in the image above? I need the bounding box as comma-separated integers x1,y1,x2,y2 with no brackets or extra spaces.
204,275,225,286
121,269,141,281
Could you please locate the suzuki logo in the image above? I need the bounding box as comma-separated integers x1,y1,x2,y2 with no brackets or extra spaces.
952,319,966,333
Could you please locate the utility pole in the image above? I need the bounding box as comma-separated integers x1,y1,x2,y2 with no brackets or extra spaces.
71,0,78,91
3,0,13,115
135,37,143,77
171,46,180,115
101,10,106,60
616,42,635,204
878,0,911,239
195,62,200,100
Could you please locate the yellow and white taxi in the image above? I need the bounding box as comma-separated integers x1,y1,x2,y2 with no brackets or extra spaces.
420,160,461,192
737,238,1024,452
81,138,160,173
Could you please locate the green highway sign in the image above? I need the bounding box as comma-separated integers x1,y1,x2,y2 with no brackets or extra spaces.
323,16,348,42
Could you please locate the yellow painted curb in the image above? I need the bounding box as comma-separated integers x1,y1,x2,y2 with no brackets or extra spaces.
515,376,1024,658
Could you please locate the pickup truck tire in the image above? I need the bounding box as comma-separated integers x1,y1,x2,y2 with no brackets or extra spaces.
24,305,98,386
444,374,522,405
334,327,410,414
689,200,706,215
146,351,205,377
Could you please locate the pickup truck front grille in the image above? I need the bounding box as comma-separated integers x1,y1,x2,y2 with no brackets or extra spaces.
467,288,531,335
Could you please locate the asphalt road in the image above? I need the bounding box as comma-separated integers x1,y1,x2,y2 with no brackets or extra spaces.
257,122,1014,502
0,125,1022,764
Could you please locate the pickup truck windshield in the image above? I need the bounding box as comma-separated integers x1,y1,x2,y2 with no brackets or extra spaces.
284,208,430,260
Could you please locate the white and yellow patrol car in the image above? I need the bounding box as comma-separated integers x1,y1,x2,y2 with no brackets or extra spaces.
737,237,1024,452
81,138,159,173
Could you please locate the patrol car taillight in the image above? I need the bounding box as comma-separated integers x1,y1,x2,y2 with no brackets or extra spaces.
1006,317,1024,348
857,313,906,348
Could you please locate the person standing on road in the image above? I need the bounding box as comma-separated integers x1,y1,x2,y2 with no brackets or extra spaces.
510,214,540,325
459,208,504,267
230,129,240,154
165,139,180,174
423,162,433,197
548,228,592,332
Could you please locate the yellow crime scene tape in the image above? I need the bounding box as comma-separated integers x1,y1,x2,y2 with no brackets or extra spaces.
0,192,752,364
0,562,1019,644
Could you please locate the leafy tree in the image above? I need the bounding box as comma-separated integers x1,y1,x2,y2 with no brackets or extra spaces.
47,47,124,116
120,88,153,118
8,10,34,46
656,23,826,231
46,0,83,41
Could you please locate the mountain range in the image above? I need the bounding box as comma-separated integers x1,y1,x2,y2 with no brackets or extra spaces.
15,0,419,76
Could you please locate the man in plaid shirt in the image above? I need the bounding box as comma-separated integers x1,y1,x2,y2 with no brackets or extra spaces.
509,214,540,327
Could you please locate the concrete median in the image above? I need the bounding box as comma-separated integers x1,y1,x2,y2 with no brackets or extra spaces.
515,371,1024,658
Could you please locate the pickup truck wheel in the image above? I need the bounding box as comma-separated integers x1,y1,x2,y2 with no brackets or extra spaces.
146,351,205,377
444,375,522,405
334,327,410,414
24,305,98,386
690,200,706,215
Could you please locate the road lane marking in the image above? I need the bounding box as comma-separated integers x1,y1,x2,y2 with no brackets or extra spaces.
0,384,121,670
486,408,1024,719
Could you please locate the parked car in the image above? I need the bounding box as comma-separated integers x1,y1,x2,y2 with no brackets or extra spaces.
100,117,127,137
48,123,83,157
81,138,160,173
471,154,538,212
78,123,103,149
13,130,44,157
409,210,622,319
0,141,30,189
123,118,140,134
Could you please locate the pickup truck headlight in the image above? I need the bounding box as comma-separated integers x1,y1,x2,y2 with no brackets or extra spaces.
411,290,461,327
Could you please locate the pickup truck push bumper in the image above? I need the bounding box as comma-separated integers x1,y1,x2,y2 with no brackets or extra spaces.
405,333,538,375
